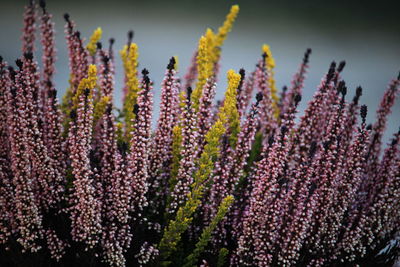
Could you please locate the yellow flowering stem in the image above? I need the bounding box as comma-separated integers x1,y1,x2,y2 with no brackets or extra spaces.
183,195,234,267
222,70,241,148
169,124,183,191
262,44,279,118
165,124,184,222
158,70,241,262
214,5,239,60
93,95,110,126
72,64,98,107
158,117,226,262
191,5,239,111
192,36,212,111
86,27,102,56
120,43,139,140
205,28,216,69
61,65,97,136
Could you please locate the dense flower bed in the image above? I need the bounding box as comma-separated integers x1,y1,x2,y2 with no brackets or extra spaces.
0,1,399,266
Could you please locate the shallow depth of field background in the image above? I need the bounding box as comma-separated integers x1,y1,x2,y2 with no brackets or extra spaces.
0,0,399,143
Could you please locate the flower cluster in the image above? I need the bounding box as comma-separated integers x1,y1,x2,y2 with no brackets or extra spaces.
0,1,399,267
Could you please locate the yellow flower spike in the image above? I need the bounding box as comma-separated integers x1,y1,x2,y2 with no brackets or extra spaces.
192,36,212,111
169,124,183,190
87,65,98,87
86,27,102,56
93,95,111,125
191,6,239,113
205,28,216,67
159,70,241,262
72,64,98,107
262,44,280,118
164,123,183,223
214,5,239,58
262,44,275,69
120,43,140,139
220,69,241,148
120,45,128,68
160,116,226,262
183,195,234,267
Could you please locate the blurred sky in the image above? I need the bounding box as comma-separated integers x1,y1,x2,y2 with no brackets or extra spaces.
0,0,399,143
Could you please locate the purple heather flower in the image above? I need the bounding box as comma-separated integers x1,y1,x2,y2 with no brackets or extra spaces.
148,58,179,215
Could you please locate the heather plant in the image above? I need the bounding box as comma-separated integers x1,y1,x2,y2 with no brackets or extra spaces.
0,1,399,267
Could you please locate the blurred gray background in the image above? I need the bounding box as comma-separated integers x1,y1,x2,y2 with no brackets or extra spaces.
1,0,399,143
